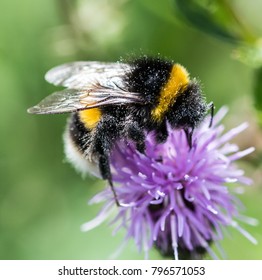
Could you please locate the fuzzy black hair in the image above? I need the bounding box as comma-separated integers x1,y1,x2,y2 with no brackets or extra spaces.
126,56,173,106
166,81,208,129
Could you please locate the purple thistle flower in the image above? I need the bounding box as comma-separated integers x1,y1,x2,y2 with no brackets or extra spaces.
81,107,257,259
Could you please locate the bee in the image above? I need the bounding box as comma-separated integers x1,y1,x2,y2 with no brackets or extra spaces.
28,56,213,206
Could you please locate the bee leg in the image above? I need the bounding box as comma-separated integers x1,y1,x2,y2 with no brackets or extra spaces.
93,116,120,206
98,154,120,207
208,102,214,128
126,122,146,153
155,120,168,143
184,127,194,149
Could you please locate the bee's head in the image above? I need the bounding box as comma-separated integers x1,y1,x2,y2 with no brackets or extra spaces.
166,81,208,129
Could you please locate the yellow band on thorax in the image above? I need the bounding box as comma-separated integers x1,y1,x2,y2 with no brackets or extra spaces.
79,108,102,130
151,64,190,122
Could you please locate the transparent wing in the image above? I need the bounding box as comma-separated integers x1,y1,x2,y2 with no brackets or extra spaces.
45,61,131,89
27,87,142,115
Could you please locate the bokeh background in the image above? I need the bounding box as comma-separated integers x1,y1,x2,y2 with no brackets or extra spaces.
1,0,262,259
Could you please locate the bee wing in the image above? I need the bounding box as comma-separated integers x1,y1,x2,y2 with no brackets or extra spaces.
28,61,142,115
45,61,131,89
27,87,142,115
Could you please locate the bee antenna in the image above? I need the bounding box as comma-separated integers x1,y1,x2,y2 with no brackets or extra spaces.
208,102,214,128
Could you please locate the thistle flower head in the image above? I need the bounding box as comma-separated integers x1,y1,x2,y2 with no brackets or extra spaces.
82,107,257,259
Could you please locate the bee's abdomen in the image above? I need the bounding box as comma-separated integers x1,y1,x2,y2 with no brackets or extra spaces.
78,108,102,130
68,113,91,152
63,113,101,177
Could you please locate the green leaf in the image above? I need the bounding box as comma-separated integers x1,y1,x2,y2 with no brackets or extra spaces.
173,0,238,43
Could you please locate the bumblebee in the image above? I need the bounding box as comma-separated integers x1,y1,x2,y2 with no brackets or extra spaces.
28,56,212,206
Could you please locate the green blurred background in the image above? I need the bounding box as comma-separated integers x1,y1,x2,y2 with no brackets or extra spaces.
0,0,262,259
